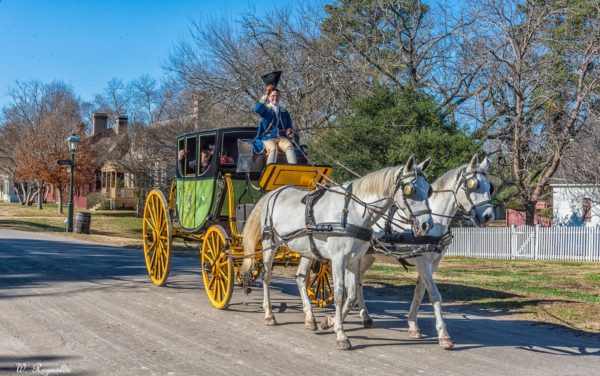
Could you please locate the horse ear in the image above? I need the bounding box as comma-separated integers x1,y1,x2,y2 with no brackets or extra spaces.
417,157,431,172
480,156,491,172
467,154,479,172
404,155,415,174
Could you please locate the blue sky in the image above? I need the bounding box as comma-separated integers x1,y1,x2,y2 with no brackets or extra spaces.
0,0,297,109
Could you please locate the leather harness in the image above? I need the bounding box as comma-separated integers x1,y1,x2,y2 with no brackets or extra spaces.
261,167,432,261
262,184,373,260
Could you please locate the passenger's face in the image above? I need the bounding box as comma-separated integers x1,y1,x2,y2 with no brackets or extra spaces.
201,150,210,162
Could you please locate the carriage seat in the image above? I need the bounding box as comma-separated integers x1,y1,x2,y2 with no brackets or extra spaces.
236,139,308,173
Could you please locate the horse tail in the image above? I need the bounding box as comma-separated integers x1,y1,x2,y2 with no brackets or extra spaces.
240,194,268,274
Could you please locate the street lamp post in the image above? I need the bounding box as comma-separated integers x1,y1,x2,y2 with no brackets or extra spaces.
66,132,80,232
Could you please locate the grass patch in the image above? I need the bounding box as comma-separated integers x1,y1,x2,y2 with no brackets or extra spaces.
365,256,600,333
0,202,64,217
0,202,142,243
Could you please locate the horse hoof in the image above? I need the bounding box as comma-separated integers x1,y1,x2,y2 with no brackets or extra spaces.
363,318,374,329
336,339,352,350
439,337,454,349
305,319,318,331
265,317,277,326
408,330,423,339
320,315,333,330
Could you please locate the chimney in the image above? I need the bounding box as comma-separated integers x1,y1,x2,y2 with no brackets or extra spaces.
92,112,108,135
116,115,128,135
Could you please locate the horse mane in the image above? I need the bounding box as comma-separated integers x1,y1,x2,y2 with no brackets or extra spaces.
351,166,403,199
432,164,467,191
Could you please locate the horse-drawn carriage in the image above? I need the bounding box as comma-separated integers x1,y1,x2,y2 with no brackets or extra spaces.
141,127,334,309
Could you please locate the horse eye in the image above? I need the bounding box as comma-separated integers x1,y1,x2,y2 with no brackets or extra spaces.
403,184,414,196
428,186,433,198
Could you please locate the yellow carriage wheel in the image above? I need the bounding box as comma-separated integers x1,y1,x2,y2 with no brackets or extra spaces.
201,225,234,310
142,189,172,286
306,260,334,308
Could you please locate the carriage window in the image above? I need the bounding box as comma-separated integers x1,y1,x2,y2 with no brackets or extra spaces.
198,134,216,176
221,131,257,166
185,137,198,176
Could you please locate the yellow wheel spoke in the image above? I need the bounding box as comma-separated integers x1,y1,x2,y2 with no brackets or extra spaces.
144,218,157,234
145,241,157,257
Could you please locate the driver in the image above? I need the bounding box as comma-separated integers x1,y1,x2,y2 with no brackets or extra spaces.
252,84,297,165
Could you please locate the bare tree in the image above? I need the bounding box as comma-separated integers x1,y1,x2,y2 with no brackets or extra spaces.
468,0,600,224
93,78,133,127
167,4,366,135
321,0,482,114
2,81,96,212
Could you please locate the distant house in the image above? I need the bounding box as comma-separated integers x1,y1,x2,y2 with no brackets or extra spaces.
45,112,134,209
88,113,136,209
505,201,553,227
0,174,18,203
550,167,600,226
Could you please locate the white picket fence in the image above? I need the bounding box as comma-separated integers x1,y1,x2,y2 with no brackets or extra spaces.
447,225,600,262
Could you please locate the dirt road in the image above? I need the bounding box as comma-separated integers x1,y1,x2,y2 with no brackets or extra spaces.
0,229,598,375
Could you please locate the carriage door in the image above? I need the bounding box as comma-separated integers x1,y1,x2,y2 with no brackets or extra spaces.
193,134,217,228
177,136,198,230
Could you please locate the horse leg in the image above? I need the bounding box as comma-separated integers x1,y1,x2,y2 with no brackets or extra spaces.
296,257,317,330
357,254,375,328
331,253,351,350
420,261,453,349
262,246,277,326
407,277,426,339
322,262,358,331
340,262,358,323
407,258,428,339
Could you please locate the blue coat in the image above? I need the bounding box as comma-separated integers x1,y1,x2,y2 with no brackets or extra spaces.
252,101,293,154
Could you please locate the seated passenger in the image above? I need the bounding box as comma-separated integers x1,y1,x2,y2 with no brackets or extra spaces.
200,146,213,173
252,84,297,165
220,152,234,164
178,149,197,176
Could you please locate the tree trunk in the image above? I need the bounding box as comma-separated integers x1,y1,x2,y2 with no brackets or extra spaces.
524,201,536,226
37,182,43,210
57,187,64,214
14,182,24,205
135,189,144,218
25,183,35,206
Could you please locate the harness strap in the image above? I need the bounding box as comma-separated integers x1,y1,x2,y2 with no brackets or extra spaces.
303,186,327,260
341,182,353,228
384,204,398,235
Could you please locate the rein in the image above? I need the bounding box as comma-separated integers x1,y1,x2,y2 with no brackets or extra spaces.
289,135,429,226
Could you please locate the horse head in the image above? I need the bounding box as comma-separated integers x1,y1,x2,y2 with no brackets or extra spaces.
393,155,434,236
456,154,495,227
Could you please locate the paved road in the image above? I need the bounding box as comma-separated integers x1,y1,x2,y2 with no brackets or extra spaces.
0,229,598,376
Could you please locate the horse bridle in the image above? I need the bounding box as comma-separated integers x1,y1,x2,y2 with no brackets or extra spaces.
433,168,493,219
390,168,433,225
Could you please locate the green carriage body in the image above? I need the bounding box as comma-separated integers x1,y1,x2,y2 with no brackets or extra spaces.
174,127,261,235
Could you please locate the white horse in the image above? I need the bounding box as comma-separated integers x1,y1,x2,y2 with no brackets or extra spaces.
240,156,434,350
354,154,495,349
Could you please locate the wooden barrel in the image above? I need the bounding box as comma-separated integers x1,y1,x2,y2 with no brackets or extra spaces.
74,212,92,234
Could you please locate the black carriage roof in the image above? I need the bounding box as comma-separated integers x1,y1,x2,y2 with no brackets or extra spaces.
177,126,258,139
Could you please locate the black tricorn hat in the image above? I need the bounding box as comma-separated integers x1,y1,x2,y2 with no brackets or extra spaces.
261,71,282,87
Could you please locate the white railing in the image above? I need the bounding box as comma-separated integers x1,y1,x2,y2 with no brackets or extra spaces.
447,225,600,262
